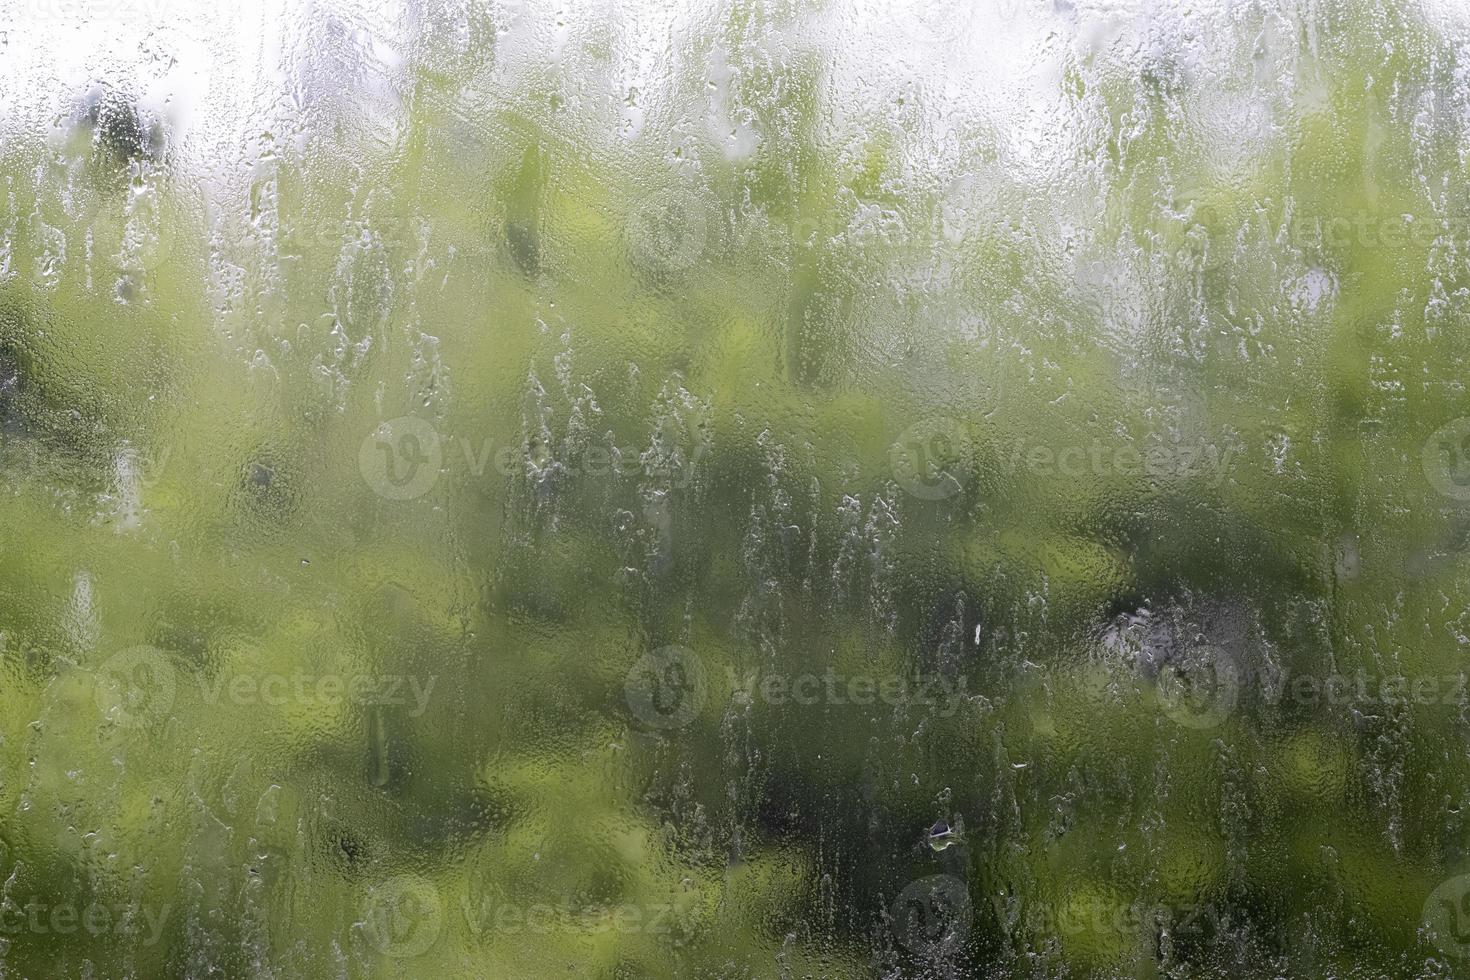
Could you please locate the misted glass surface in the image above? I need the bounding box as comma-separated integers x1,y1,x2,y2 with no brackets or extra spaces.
3,0,1470,975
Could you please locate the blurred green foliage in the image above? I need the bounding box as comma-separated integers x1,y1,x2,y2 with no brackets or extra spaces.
1,0,1470,976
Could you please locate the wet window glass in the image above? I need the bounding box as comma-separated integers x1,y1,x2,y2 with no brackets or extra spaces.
2,0,1470,976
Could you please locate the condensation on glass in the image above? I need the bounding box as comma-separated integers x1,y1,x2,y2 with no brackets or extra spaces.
0,0,1469,976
